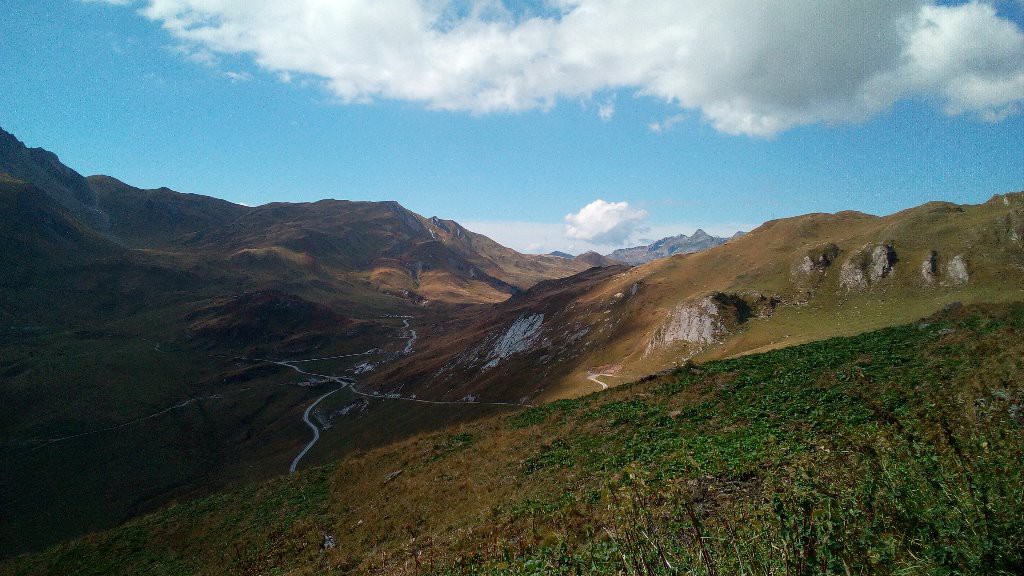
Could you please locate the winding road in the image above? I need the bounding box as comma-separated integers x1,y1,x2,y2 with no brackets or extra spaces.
400,317,417,354
278,316,529,473
288,387,344,473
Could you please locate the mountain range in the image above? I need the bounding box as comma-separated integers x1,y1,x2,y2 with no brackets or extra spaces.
0,126,609,556
1,124,1022,567
606,229,742,265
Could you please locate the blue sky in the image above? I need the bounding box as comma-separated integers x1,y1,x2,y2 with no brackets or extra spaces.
1,1,1022,254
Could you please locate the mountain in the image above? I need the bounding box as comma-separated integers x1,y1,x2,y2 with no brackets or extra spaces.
608,229,735,265
0,127,609,557
0,127,107,228
3,125,1022,562
86,176,605,307
367,194,1024,404
5,301,1022,575
547,250,574,258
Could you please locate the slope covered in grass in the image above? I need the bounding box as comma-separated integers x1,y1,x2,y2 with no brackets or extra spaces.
4,302,1023,575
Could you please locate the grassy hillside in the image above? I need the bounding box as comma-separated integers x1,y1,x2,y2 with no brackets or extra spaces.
6,302,1021,575
376,192,1024,403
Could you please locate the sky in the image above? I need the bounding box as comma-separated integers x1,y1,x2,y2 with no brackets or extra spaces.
1,1,1022,254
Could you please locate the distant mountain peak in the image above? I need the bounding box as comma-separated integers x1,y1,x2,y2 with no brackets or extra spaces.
607,229,737,265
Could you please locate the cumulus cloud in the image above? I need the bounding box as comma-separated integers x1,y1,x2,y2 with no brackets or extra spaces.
102,0,1024,136
564,200,648,246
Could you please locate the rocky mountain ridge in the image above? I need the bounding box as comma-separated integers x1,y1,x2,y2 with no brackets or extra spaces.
607,228,740,264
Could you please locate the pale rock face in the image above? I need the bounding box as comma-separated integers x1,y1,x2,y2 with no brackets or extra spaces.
482,313,544,370
946,254,969,285
840,244,896,290
868,245,896,282
921,251,938,285
646,297,725,356
797,255,816,274
840,260,868,290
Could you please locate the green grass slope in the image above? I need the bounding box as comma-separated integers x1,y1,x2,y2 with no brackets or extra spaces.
5,302,1022,575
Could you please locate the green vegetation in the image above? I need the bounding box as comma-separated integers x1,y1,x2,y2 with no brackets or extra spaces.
4,302,1022,575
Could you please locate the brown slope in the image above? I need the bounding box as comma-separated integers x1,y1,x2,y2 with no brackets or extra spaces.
420,216,606,290
364,265,629,404
0,127,106,227
369,192,1024,403
89,175,596,306
89,175,250,249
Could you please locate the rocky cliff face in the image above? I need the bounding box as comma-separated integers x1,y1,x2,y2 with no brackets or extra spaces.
644,292,775,357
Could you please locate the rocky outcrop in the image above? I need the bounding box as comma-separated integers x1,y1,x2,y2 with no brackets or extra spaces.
919,251,971,286
482,313,545,369
840,244,897,290
921,251,938,284
797,242,840,274
946,254,969,285
651,297,725,350
645,292,770,355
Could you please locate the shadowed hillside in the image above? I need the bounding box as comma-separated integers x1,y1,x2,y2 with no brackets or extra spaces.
0,128,605,557
5,302,1021,575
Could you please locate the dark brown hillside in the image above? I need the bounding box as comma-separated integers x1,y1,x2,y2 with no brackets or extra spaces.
0,127,608,556
89,175,250,248
0,128,105,227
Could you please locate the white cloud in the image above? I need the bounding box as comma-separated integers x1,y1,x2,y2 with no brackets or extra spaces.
462,219,754,254
223,70,253,83
597,99,615,121
903,2,1024,120
564,199,648,246
106,1,1024,136
169,43,217,67
649,114,685,133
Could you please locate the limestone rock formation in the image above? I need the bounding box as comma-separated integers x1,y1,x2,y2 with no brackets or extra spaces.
946,254,969,285
841,244,897,290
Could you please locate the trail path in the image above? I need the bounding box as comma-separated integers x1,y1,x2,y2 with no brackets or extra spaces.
17,393,231,455
586,372,619,391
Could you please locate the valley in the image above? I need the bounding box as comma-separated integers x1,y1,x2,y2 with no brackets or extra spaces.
1,124,1022,570
4,301,1022,574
